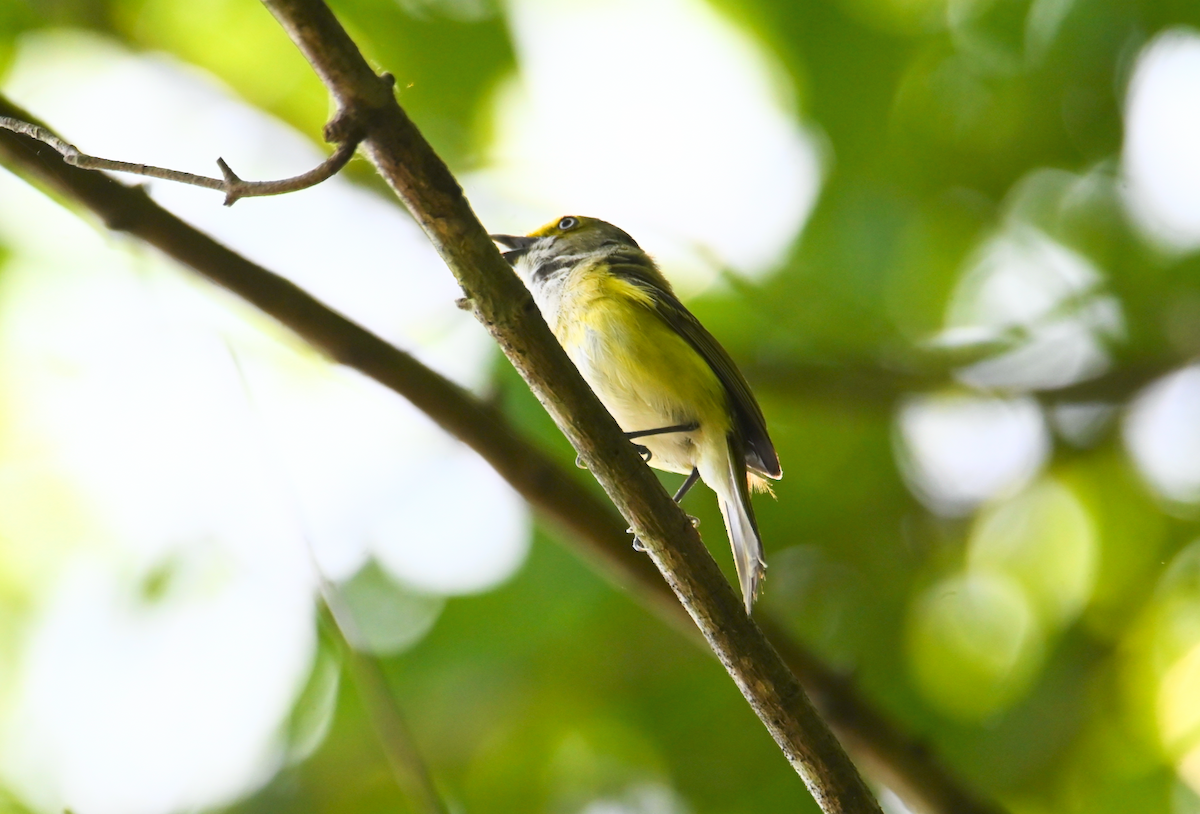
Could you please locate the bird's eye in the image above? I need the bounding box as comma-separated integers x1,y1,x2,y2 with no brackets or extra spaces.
557,216,578,231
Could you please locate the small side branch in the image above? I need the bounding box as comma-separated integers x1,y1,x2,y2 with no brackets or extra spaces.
0,115,360,206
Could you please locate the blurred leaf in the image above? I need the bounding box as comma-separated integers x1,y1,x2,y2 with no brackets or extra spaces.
328,0,514,168
286,620,342,765
331,560,444,656
116,0,330,138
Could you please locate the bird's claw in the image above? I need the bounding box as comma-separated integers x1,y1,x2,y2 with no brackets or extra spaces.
633,444,651,462
626,527,647,552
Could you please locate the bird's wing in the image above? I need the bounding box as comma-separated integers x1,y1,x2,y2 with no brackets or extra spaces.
608,258,782,480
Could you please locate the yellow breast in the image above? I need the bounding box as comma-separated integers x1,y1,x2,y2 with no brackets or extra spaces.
552,263,731,474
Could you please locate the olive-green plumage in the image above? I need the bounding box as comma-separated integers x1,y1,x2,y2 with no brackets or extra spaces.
492,216,781,613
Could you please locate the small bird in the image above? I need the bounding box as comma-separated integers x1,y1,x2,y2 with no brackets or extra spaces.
491,216,781,613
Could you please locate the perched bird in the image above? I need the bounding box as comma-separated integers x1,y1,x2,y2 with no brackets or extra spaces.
491,216,781,613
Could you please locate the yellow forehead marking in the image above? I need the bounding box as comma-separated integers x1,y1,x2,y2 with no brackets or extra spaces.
528,216,588,238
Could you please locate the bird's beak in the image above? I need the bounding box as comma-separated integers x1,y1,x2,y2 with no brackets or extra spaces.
490,234,537,265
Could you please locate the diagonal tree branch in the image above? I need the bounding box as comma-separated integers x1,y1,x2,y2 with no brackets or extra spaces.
0,94,1002,814
256,1,882,811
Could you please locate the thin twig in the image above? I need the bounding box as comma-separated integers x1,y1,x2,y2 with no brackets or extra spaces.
0,115,360,205
0,94,1004,814
317,598,449,814
748,355,1182,409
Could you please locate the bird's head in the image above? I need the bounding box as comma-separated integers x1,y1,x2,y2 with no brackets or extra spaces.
490,216,640,275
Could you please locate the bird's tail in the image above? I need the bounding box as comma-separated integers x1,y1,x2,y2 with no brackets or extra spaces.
714,433,766,615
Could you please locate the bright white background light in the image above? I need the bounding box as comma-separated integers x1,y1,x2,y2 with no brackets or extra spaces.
0,31,528,814
1123,28,1200,253
895,394,1050,515
942,224,1121,390
1125,366,1200,506
474,0,823,291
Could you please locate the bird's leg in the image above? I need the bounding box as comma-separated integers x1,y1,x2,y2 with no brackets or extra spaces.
586,420,699,467
626,421,700,441
673,467,701,502
632,467,702,552
624,422,699,463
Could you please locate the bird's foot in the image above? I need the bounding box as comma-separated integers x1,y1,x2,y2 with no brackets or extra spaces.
627,526,647,552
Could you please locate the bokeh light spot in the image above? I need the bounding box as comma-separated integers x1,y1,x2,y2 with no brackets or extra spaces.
896,393,1049,515
1123,28,1200,253
908,571,1044,720
941,224,1120,390
0,554,314,814
1125,366,1200,506
1160,641,1200,758
967,477,1097,627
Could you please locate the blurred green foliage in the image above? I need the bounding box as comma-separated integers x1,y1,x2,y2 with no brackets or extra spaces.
5,0,1200,812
